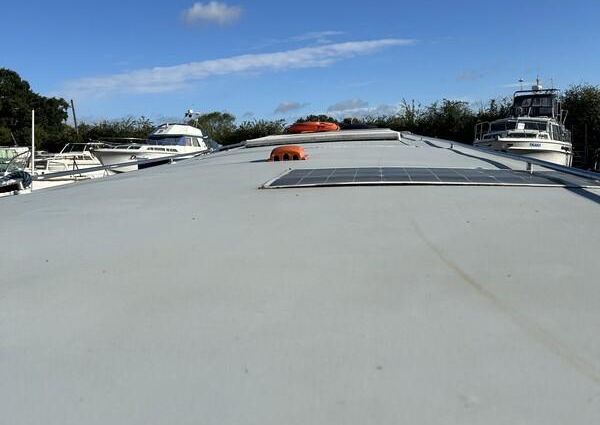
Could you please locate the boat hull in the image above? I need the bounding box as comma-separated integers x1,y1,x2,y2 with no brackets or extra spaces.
94,146,209,174
474,139,573,166
93,149,179,173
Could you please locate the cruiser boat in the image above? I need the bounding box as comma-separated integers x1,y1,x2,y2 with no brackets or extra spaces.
0,147,31,195
0,146,29,170
1,143,112,196
34,142,110,177
92,123,212,173
2,130,600,423
474,82,573,166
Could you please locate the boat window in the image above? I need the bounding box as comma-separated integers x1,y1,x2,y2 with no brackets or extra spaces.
147,137,187,146
530,97,552,107
490,122,506,132
519,121,547,131
507,133,537,138
552,125,561,139
515,96,553,108
518,98,532,107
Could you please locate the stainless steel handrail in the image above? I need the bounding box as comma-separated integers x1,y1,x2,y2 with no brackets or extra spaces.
401,133,600,181
2,150,31,176
33,151,209,181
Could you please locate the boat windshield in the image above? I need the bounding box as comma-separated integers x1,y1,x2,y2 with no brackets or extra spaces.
519,121,548,131
0,148,22,162
147,136,187,146
491,120,547,132
60,144,93,154
513,94,555,117
490,121,517,132
514,95,553,108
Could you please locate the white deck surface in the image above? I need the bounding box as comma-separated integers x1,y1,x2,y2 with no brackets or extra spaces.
1,134,600,424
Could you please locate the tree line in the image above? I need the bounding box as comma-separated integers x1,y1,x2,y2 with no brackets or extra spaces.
1,67,599,169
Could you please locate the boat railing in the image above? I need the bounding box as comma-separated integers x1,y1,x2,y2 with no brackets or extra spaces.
31,150,210,181
1,150,31,175
403,133,599,181
474,122,490,141
560,109,568,125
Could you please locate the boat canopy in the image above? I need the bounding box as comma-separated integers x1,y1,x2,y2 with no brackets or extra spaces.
511,88,563,120
151,123,204,138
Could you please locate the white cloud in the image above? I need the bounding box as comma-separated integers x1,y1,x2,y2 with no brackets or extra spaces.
292,31,344,41
456,70,485,82
327,99,369,112
249,30,345,51
183,2,242,26
503,81,534,88
324,102,403,119
63,39,414,96
274,101,309,114
292,31,345,43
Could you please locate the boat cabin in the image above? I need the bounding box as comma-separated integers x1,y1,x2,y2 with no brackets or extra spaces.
479,118,571,142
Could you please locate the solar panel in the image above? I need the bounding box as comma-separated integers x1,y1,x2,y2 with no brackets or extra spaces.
262,167,600,189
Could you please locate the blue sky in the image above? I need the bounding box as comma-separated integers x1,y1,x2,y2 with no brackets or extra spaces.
2,0,600,124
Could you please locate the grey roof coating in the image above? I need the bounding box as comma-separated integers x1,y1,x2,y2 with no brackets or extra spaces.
2,133,600,424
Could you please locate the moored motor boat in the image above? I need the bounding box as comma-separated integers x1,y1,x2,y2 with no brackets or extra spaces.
474,80,573,166
93,123,214,173
34,142,110,177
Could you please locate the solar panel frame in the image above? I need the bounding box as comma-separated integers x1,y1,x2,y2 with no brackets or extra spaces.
262,167,600,189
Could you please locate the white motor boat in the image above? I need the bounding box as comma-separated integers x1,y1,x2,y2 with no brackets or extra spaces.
474,82,573,166
1,143,114,196
34,142,110,177
0,146,29,165
0,147,31,195
92,123,213,173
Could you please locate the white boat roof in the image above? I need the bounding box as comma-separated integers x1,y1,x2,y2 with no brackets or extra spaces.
150,123,204,138
0,145,28,152
491,116,556,122
245,128,401,147
2,133,600,424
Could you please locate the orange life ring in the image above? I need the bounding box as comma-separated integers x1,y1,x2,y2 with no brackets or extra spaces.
286,121,340,134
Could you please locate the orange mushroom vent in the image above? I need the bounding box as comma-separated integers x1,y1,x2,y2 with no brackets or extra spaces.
269,145,307,161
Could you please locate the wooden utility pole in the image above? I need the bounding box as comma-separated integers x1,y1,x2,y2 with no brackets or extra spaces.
584,123,589,166
71,99,79,137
